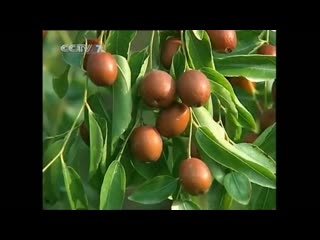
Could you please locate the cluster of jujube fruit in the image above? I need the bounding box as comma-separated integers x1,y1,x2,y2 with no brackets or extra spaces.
78,30,276,197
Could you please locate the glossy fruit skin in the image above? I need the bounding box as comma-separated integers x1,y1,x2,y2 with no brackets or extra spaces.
259,108,276,132
83,38,103,70
191,142,200,158
242,132,258,143
86,51,118,86
206,30,237,53
177,70,211,107
228,76,256,95
140,70,176,108
161,37,182,69
79,122,90,145
156,102,190,138
130,126,163,162
179,158,212,195
257,44,276,56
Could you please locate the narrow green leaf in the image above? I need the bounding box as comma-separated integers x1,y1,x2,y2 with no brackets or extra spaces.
235,143,276,174
225,111,242,141
129,48,148,84
87,94,111,124
93,114,108,174
105,30,137,58
111,55,132,153
147,30,160,71
247,184,276,210
62,49,85,69
224,172,252,205
215,55,276,81
234,97,257,131
99,161,126,210
61,161,88,210
128,176,178,204
192,30,205,40
254,123,276,159
52,66,69,99
88,110,104,180
207,181,226,210
171,200,201,210
169,49,186,80
185,30,215,69
195,127,276,188
172,137,188,178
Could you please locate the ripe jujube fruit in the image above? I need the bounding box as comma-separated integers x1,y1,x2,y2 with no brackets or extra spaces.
179,158,212,195
259,108,276,132
83,38,103,70
86,51,118,86
161,37,182,69
257,43,276,56
79,122,90,145
206,30,237,53
242,132,258,143
228,76,256,95
177,70,210,107
130,126,163,162
156,102,190,138
140,70,176,108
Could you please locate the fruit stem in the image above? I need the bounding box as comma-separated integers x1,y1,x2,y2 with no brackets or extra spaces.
99,30,105,43
146,30,155,72
188,107,193,158
266,30,270,43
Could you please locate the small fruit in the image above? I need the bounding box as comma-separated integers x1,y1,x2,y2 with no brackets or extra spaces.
191,142,200,158
257,43,276,56
130,126,163,162
242,132,258,143
179,158,212,195
206,30,237,53
83,38,103,70
161,37,182,69
86,51,118,86
228,76,256,95
156,102,190,138
79,122,90,145
140,70,176,108
272,80,276,102
177,70,210,107
259,108,276,132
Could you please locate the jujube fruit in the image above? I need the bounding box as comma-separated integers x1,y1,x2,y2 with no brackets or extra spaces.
259,108,276,132
242,132,258,143
206,30,237,53
140,70,176,108
177,70,210,107
86,51,118,86
228,76,256,95
179,158,212,195
83,38,103,70
130,126,163,162
161,37,182,69
79,122,90,145
257,43,276,56
156,102,190,138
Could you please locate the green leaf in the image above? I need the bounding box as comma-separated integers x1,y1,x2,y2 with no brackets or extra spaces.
147,30,160,71
128,176,178,204
87,93,111,124
52,66,69,99
225,111,242,141
131,54,149,99
105,30,137,58
129,48,148,84
224,172,252,205
207,181,226,210
204,95,213,117
215,55,276,81
99,161,126,210
61,161,88,210
172,137,188,178
192,107,225,140
235,143,276,174
234,97,257,131
171,200,201,210
88,110,104,180
192,30,205,40
62,49,85,69
93,114,108,173
185,30,215,69
195,127,276,188
111,55,132,153
247,184,276,210
169,49,186,80
254,123,276,159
